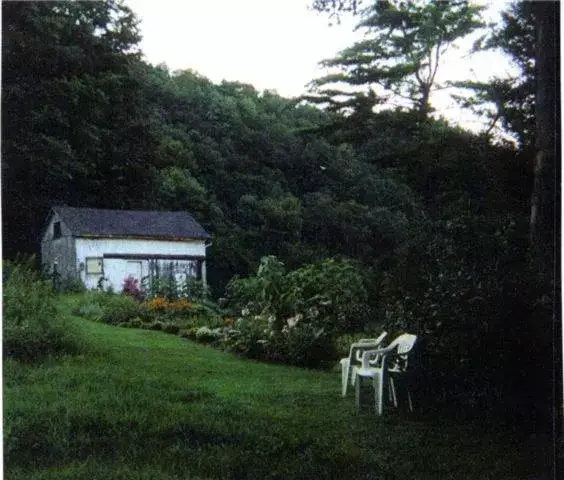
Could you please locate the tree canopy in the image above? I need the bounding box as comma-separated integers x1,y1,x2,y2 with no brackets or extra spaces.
308,0,485,118
451,1,536,148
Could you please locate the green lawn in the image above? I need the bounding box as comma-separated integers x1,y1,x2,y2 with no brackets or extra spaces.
3,295,555,479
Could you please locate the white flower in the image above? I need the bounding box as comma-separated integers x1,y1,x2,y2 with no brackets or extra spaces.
242,307,250,316
286,314,303,328
307,307,319,318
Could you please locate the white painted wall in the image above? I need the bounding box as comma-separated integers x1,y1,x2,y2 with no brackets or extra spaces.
75,237,206,258
75,237,206,291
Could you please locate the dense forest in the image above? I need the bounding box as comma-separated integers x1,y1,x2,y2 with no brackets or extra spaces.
2,0,559,428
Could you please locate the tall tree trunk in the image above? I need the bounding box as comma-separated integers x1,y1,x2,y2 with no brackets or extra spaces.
530,2,560,283
528,0,561,437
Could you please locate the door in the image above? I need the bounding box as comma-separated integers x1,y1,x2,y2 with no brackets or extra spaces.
124,261,142,284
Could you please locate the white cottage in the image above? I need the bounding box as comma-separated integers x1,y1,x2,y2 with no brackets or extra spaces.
41,206,211,291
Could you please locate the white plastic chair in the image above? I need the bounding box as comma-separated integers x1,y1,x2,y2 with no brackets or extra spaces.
354,333,417,415
339,331,387,397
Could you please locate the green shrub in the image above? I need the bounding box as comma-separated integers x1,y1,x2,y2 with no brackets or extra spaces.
195,326,222,344
226,256,371,335
53,275,87,293
268,324,334,367
143,276,210,302
223,256,372,367
163,323,180,334
74,302,104,321
179,327,199,340
73,292,147,325
177,276,210,301
99,295,146,325
378,213,532,412
123,317,144,329
3,259,82,362
282,258,371,334
221,315,269,358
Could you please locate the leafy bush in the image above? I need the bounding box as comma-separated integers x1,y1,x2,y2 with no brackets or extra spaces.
122,275,146,301
222,315,269,358
58,275,87,293
268,323,334,367
378,213,532,412
3,259,82,362
99,295,147,325
74,292,148,325
143,276,210,302
125,317,144,329
223,255,372,367
163,323,180,334
179,327,200,340
195,326,222,343
75,302,104,321
282,258,371,334
148,321,164,331
178,276,210,301
226,256,370,333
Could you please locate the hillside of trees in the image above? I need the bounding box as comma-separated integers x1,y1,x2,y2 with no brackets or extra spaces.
2,1,559,429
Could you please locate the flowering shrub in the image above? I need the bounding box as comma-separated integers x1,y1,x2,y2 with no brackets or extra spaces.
226,256,371,335
195,326,222,343
271,323,331,367
145,297,169,312
145,297,192,313
221,317,236,327
221,256,372,367
219,310,336,367
122,275,145,302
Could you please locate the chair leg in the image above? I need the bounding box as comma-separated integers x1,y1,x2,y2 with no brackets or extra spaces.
374,373,384,416
407,389,413,412
389,377,398,408
341,362,350,397
355,374,361,412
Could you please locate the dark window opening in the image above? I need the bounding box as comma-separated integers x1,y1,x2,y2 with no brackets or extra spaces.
148,259,202,282
53,222,62,239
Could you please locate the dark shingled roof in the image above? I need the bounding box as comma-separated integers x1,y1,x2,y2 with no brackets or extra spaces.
52,206,211,240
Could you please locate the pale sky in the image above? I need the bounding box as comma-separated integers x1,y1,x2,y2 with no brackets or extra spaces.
126,0,518,132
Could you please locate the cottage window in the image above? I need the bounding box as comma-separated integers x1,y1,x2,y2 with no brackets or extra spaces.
86,257,103,274
53,222,62,239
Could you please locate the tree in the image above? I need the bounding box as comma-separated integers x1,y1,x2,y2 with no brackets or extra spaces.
309,1,485,118
451,1,536,148
2,1,157,257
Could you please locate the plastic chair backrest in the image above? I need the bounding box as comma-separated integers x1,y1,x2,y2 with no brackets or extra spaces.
390,333,417,371
349,331,386,357
352,331,387,361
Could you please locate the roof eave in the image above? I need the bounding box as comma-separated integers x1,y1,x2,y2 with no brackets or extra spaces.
75,234,211,242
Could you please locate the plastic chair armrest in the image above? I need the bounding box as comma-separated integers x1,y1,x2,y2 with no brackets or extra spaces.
360,345,397,369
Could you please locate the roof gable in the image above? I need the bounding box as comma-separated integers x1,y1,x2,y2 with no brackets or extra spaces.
51,207,211,240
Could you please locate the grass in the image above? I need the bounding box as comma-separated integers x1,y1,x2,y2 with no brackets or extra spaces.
4,294,557,479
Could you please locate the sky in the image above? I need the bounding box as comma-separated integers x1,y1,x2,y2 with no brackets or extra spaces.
126,0,518,132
